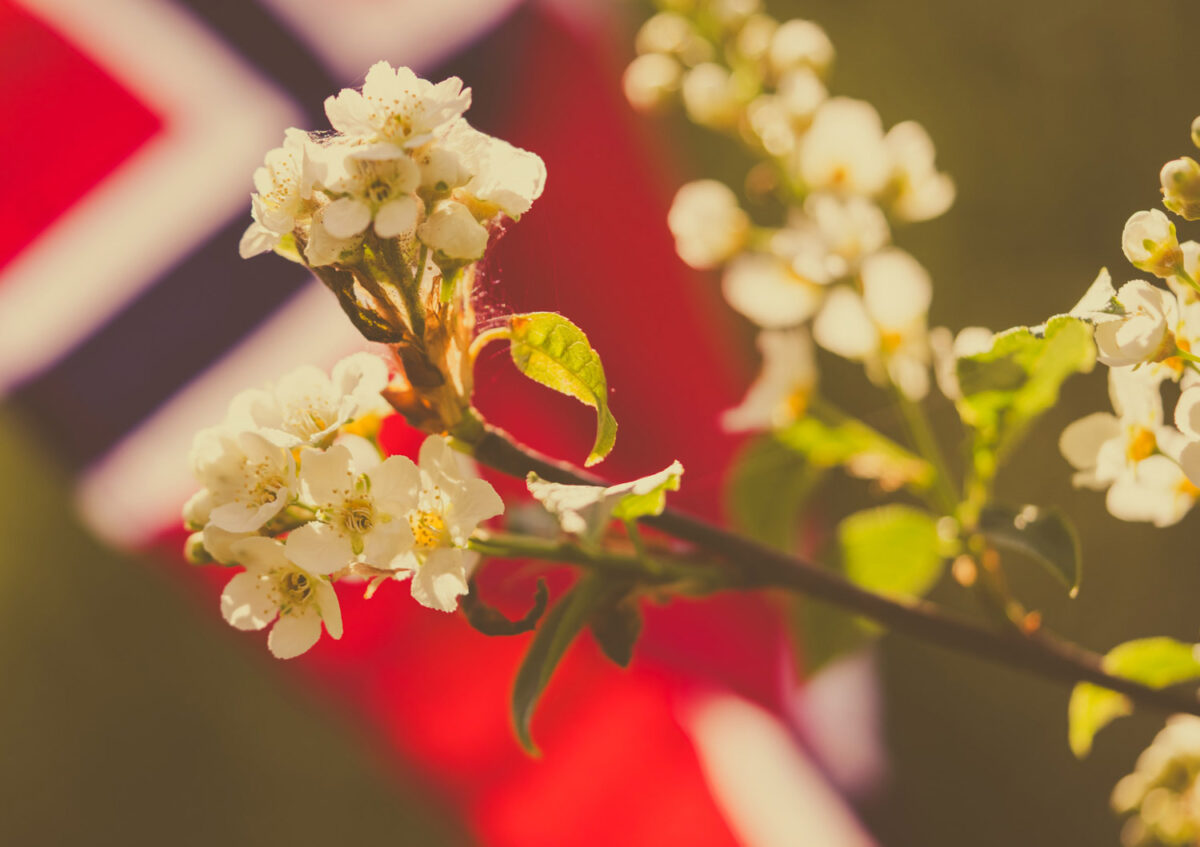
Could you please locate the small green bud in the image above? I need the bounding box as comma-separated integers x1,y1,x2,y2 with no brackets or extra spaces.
184,532,213,565
1161,156,1200,220
1191,115,1200,149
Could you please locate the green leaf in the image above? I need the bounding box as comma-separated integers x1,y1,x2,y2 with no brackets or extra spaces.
957,314,1095,461
838,505,945,599
1104,637,1200,687
1068,683,1131,758
526,461,683,542
508,312,617,466
590,595,642,668
775,408,933,493
794,596,879,677
461,579,549,637
979,505,1082,596
1067,637,1200,758
511,576,612,754
726,434,824,551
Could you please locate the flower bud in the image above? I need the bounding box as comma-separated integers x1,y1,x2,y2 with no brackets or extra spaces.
667,180,750,269
768,20,834,79
681,63,742,128
1093,279,1176,367
1192,115,1200,149
1122,209,1183,279
185,532,214,565
1160,156,1200,220
635,12,692,55
735,14,778,63
623,54,682,112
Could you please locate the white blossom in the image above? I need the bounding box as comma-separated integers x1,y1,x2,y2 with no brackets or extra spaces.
318,142,423,240
221,537,342,659
391,436,504,612
813,248,933,398
303,204,362,267
796,98,891,197
417,199,490,260
190,429,297,532
286,444,419,575
723,328,817,431
445,121,547,219
884,121,955,223
1059,367,1182,525
776,67,827,122
667,180,750,269
240,129,319,259
228,353,390,448
324,61,470,148
930,325,993,401
1092,280,1178,368
801,192,890,278
1122,209,1183,279
722,252,824,328
1173,386,1200,488
768,19,834,78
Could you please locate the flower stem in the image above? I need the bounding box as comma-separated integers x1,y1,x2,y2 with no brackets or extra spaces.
892,386,960,515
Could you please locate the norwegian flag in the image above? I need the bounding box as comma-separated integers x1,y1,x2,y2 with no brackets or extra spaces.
0,1,881,844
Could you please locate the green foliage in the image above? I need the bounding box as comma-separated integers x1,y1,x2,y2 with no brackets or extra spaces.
979,505,1082,595
775,406,933,494
461,579,549,636
590,592,643,668
956,315,1095,481
794,596,878,677
1068,637,1200,758
726,434,823,552
610,464,683,521
839,505,946,599
507,312,617,466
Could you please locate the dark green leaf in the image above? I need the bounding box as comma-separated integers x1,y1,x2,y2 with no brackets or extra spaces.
511,576,610,754
590,595,642,668
461,579,549,637
979,505,1082,596
508,312,617,466
839,505,945,599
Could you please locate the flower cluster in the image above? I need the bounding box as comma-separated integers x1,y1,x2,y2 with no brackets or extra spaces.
241,61,544,268
624,0,954,431
1061,116,1200,527
1112,714,1200,846
183,353,504,658
239,63,546,436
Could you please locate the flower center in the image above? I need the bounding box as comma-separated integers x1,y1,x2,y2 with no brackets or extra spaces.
880,329,904,354
1178,477,1200,499
279,570,313,607
409,510,448,549
1126,427,1157,463
342,497,375,535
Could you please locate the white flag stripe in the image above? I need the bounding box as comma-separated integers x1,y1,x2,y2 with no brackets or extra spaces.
0,0,299,393
684,694,878,847
258,0,522,81
76,281,373,548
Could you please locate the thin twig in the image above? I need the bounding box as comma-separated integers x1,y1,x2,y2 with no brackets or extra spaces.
468,424,1200,719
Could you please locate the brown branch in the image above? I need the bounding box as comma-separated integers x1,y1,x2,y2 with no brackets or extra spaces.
469,425,1200,719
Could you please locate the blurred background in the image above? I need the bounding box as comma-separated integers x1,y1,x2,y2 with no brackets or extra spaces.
3,0,1200,844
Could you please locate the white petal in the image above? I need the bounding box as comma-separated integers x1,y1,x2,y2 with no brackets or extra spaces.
221,571,276,631
361,519,414,567
239,222,279,258
722,254,822,328
268,611,323,659
312,579,343,640
1059,413,1121,471
374,195,421,239
1179,441,1200,487
299,444,354,507
409,548,470,612
286,522,354,575
447,477,505,541
861,248,932,328
1176,386,1200,439
813,287,876,359
368,455,421,514
323,197,372,239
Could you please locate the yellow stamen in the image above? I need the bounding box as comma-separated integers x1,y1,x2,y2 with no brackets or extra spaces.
409,510,448,549
1126,427,1157,463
